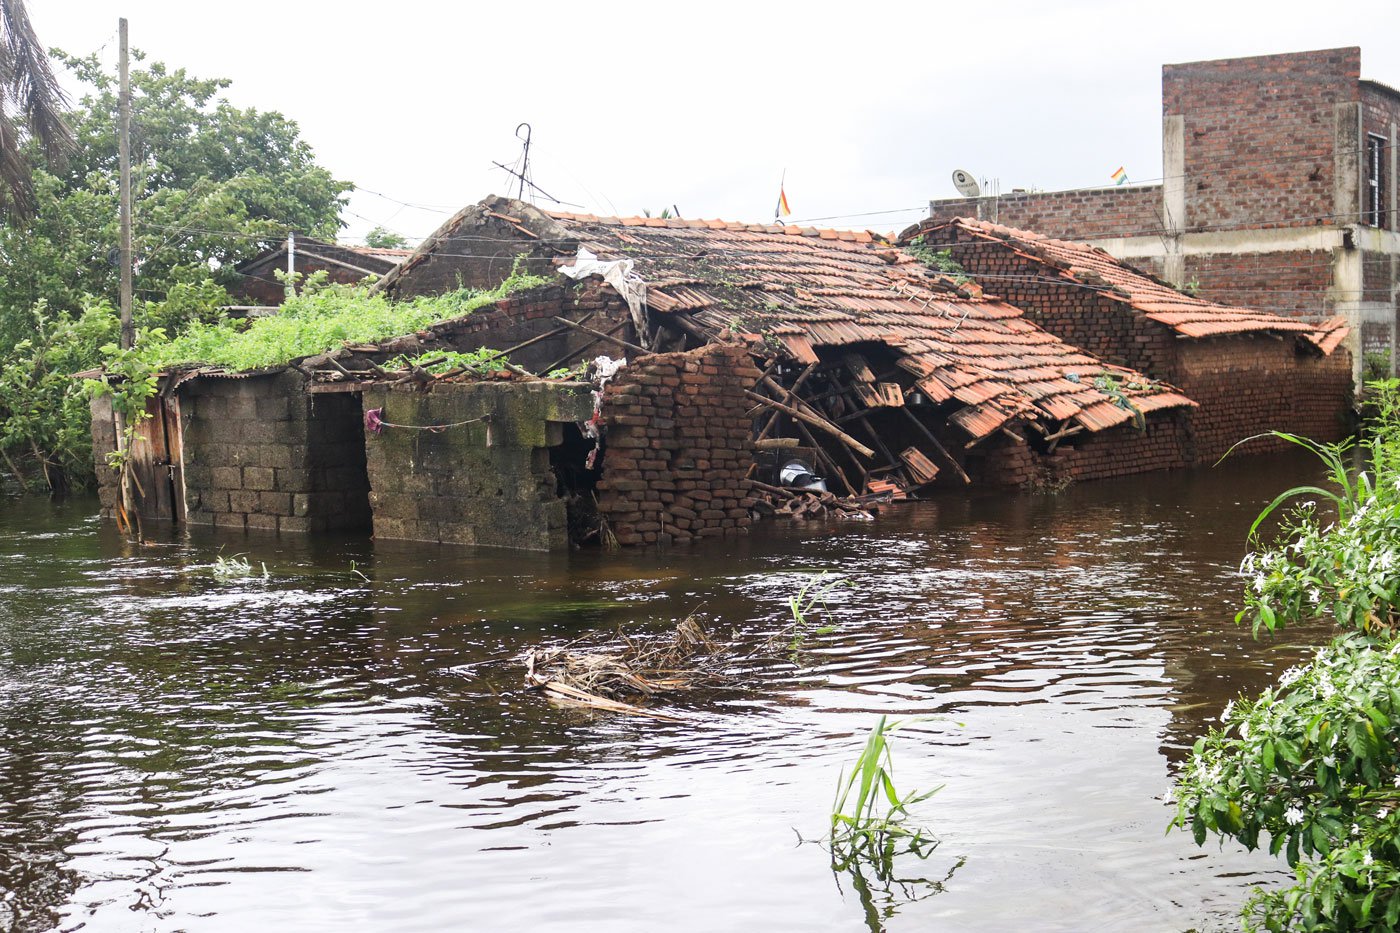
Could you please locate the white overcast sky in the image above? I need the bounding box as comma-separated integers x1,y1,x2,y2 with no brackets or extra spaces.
30,0,1400,242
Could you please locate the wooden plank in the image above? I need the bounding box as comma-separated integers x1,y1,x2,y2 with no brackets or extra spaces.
162,396,186,523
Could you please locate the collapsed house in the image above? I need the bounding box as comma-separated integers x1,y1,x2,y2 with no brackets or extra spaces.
910,217,1353,461
89,196,1349,551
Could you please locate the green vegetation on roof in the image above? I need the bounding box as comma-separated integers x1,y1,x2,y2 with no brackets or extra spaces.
124,268,550,374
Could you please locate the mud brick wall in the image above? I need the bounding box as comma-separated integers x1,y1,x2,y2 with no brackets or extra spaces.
928,230,1177,377
362,381,593,550
925,185,1162,241
971,415,1192,486
179,372,371,533
386,283,634,375
1175,337,1353,462
1165,48,1359,231
595,344,760,546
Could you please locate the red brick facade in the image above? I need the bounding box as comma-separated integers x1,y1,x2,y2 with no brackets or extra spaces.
925,185,1162,240
594,345,759,547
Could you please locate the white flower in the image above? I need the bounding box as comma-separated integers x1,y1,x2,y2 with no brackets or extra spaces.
1393,774,1400,788
1308,588,1322,605
1379,807,1391,820
1254,573,1267,594
1280,666,1307,688
1319,679,1337,699
1285,806,1305,826
1323,755,1338,768
1365,850,1376,867
1222,700,1236,722
1240,552,1257,574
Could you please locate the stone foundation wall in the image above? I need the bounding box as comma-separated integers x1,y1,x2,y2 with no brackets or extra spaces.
179,372,371,533
362,380,593,550
595,344,760,546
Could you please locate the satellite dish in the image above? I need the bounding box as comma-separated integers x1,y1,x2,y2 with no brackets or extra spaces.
952,169,981,198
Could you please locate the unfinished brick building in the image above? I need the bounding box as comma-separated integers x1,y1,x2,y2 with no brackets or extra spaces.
914,217,1352,461
926,47,1400,383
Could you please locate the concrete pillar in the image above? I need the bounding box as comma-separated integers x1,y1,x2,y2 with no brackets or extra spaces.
1335,102,1362,226
1390,122,1398,377
1162,114,1186,287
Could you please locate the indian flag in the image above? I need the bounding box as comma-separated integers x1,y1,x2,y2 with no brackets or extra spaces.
1111,166,1129,186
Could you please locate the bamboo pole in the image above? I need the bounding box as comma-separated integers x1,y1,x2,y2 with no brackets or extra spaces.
896,405,971,484
743,391,875,459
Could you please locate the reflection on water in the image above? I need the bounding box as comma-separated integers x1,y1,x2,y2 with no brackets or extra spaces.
0,452,1339,932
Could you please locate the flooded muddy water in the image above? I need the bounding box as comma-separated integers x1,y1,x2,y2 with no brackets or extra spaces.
0,453,1340,932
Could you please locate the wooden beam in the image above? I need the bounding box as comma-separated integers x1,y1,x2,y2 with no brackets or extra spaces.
744,390,875,458
553,316,647,354
896,405,972,484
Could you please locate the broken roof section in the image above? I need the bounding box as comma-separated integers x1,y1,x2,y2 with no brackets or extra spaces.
533,209,1193,439
911,216,1348,349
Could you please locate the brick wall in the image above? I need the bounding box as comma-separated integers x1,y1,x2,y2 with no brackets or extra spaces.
178,372,371,533
925,228,1178,377
971,415,1192,486
1183,250,1334,318
595,344,760,546
1175,337,1354,462
362,381,593,550
1165,48,1359,232
925,185,1162,240
378,283,634,375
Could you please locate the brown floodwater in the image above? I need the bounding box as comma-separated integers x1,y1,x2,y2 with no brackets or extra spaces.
0,452,1341,932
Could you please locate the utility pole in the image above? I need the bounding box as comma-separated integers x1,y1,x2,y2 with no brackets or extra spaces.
118,18,133,350
286,231,295,299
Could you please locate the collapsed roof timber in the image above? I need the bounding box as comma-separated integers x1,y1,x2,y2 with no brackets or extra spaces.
89,195,1355,550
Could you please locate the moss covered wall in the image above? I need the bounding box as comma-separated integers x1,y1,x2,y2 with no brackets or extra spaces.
362,381,593,550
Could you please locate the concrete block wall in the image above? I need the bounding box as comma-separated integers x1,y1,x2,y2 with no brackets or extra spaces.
361,380,593,550
595,344,760,546
179,372,371,533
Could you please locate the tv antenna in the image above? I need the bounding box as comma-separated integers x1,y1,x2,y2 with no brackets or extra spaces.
491,123,573,206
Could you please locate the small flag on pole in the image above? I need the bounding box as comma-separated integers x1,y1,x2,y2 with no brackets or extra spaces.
776,185,792,219
1111,166,1129,186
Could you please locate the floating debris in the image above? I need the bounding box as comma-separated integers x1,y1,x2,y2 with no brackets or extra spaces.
522,616,730,719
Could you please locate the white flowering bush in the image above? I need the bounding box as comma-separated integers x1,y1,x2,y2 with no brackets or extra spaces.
1175,382,1400,929
1175,636,1400,929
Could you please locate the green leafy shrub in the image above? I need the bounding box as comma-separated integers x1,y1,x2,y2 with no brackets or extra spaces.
1175,381,1400,929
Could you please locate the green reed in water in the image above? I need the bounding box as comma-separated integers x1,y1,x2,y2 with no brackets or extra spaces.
830,715,942,876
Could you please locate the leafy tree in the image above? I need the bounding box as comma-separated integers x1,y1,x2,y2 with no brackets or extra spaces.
364,226,409,250
0,50,351,491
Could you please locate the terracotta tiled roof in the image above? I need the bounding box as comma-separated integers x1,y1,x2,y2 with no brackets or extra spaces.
912,217,1347,352
543,210,1194,439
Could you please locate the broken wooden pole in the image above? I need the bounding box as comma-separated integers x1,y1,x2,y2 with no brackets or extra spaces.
743,391,875,459
553,316,647,354
896,405,972,484
542,320,629,373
